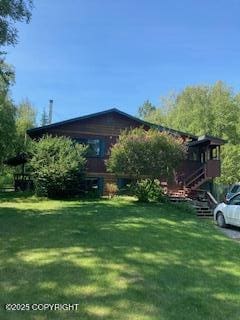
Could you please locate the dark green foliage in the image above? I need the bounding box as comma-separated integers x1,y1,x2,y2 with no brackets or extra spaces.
0,0,33,47
132,179,168,203
30,135,87,198
0,94,16,169
0,0,33,83
40,108,49,126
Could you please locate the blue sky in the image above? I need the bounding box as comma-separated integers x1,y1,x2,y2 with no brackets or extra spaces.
6,0,240,123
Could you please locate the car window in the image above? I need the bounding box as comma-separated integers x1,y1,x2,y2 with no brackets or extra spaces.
231,185,239,193
229,194,240,205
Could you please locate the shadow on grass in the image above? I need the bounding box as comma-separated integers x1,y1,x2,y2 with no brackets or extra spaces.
0,196,240,320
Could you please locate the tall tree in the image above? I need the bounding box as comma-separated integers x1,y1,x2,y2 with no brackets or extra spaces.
0,61,16,169
15,98,36,153
139,81,240,184
138,100,156,119
0,0,33,47
0,0,33,81
40,108,49,126
0,94,16,168
167,81,239,143
141,81,239,143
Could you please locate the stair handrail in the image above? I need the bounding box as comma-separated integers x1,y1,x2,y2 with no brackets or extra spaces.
195,188,218,208
206,191,218,206
184,165,205,185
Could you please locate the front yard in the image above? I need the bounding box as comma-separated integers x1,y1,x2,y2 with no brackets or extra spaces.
0,193,240,320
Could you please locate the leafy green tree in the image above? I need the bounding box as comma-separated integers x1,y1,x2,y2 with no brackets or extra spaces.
144,81,239,144
0,94,16,169
0,59,15,88
0,0,33,47
139,82,240,184
107,128,186,201
0,0,33,81
15,98,36,153
138,100,156,119
217,144,240,185
30,135,87,198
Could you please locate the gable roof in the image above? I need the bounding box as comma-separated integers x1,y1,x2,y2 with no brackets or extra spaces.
27,107,197,139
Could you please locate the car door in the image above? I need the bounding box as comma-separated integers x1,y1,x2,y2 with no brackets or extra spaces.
226,194,240,226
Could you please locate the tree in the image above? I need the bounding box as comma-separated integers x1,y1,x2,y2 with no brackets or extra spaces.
30,135,88,198
138,100,156,119
0,0,33,47
0,94,16,168
0,0,33,82
143,81,239,144
217,144,240,185
107,128,186,200
139,81,240,184
15,98,36,153
40,108,49,126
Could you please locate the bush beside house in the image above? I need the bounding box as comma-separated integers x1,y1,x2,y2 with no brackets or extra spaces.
107,128,186,202
30,135,87,198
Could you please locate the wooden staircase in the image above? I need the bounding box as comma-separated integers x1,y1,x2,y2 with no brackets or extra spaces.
184,165,207,190
168,188,217,217
166,163,220,217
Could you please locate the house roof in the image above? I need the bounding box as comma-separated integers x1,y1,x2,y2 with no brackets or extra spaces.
27,108,197,139
188,135,226,147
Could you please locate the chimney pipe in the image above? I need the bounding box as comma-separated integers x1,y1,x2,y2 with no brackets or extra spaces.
49,99,53,124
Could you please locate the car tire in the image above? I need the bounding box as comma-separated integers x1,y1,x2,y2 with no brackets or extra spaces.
217,212,226,228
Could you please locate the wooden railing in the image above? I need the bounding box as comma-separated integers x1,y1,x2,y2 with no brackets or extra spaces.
184,165,205,187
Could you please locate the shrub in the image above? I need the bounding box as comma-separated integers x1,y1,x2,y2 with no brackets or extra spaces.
107,128,186,182
30,135,87,198
105,182,118,198
132,179,168,203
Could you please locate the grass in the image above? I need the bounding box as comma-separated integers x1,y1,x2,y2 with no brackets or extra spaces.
0,192,240,320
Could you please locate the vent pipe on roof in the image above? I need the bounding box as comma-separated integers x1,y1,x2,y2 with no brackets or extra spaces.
48,99,53,124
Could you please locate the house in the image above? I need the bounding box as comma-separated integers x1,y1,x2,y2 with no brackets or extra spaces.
27,108,225,196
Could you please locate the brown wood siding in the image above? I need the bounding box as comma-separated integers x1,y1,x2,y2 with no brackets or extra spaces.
178,160,202,179
42,112,148,137
206,160,221,178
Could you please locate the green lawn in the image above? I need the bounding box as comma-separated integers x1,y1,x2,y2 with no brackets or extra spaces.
0,193,240,320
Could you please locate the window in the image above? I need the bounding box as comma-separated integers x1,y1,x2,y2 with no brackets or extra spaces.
87,139,100,156
229,194,240,205
210,148,218,159
74,138,103,157
231,185,240,193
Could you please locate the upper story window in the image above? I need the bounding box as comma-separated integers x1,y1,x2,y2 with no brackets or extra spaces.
87,139,100,156
74,138,104,157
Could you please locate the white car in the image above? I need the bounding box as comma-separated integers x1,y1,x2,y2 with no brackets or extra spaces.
226,183,240,201
214,192,240,228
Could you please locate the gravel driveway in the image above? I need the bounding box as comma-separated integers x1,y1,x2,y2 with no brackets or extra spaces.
217,225,240,240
